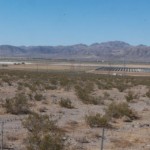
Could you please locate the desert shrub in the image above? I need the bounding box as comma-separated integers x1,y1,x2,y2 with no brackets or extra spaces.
97,81,112,90
39,106,47,112
59,98,74,109
146,89,150,98
45,85,57,90
92,97,103,105
2,76,12,86
112,138,133,149
106,102,138,120
23,113,65,150
85,113,109,128
7,134,19,141
125,91,137,102
103,91,110,99
23,82,38,92
75,85,90,103
28,92,33,100
17,84,24,91
34,93,45,101
50,79,58,85
4,93,30,114
75,85,104,105
116,83,126,92
59,77,71,87
75,86,103,105
87,96,104,105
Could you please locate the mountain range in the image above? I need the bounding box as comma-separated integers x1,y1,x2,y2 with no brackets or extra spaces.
0,41,150,62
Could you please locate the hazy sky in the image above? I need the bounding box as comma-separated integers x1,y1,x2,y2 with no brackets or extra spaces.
0,0,150,46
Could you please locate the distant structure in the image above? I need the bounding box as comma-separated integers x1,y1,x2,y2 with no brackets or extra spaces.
96,66,150,73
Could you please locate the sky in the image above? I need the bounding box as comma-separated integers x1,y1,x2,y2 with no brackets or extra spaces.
0,0,150,46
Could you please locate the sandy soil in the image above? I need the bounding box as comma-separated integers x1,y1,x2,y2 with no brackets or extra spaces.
0,78,149,150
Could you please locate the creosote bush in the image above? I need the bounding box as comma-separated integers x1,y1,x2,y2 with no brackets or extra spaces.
146,89,150,98
4,93,30,115
34,93,45,101
23,113,65,150
45,85,57,90
103,91,110,99
125,91,137,102
85,113,109,128
59,98,74,109
75,84,102,105
106,102,138,120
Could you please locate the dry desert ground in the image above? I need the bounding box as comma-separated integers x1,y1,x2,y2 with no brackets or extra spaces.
0,63,149,150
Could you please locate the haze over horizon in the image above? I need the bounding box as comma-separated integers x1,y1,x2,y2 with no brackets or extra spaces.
0,41,150,47
0,0,150,46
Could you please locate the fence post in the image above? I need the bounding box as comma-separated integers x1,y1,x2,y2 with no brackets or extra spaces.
1,122,4,150
101,128,105,150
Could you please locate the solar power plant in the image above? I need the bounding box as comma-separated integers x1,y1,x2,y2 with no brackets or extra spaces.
96,66,150,73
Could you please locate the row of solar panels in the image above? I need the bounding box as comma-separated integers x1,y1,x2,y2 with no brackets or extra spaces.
96,67,150,73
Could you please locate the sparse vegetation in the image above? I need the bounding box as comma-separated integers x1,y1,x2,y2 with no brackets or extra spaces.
106,102,138,120
0,69,149,150
75,83,103,105
34,93,45,101
4,93,30,114
23,113,65,150
125,91,138,102
103,91,110,99
146,88,150,98
85,113,110,128
59,98,74,109
45,85,57,90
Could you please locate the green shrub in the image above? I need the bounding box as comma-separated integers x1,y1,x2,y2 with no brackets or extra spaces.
23,113,65,150
116,84,126,92
75,85,104,105
59,98,74,109
146,89,150,98
125,91,137,102
97,81,112,90
45,85,57,90
4,93,30,114
85,113,109,128
17,84,24,91
2,76,12,86
106,102,138,120
34,93,45,101
103,92,110,99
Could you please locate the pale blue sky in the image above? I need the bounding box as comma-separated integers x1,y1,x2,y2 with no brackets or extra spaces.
0,0,150,46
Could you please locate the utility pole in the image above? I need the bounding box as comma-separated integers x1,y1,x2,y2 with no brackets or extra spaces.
1,122,4,150
101,128,105,150
37,63,39,73
46,59,49,73
123,55,126,77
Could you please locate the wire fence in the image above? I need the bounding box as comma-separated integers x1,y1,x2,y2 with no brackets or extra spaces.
0,116,25,150
0,116,149,150
98,126,150,150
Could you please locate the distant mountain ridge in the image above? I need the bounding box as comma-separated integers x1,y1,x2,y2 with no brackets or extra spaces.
0,41,150,62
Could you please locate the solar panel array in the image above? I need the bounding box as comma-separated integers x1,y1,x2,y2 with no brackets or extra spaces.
96,66,150,73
